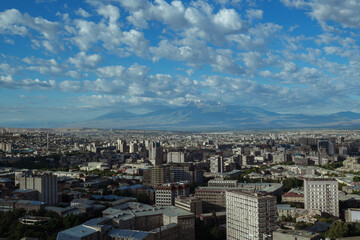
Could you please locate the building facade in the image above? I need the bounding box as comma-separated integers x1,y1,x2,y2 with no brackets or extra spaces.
226,190,277,240
19,174,58,205
304,178,339,217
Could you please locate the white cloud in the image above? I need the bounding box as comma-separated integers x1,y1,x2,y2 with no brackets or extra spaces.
281,0,360,29
68,52,103,69
76,8,91,18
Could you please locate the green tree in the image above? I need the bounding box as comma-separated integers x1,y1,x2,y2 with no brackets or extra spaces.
326,221,350,238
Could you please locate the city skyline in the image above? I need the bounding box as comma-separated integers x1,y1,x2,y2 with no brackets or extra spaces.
1,0,360,127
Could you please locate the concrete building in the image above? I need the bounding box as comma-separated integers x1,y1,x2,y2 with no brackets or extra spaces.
282,188,304,203
345,208,360,222
155,182,190,206
210,155,224,173
149,142,163,166
129,142,138,153
195,187,226,212
58,202,195,240
304,178,339,217
226,190,277,240
117,139,126,153
273,229,321,240
175,195,202,216
167,152,185,163
151,165,170,187
208,179,238,188
19,174,58,205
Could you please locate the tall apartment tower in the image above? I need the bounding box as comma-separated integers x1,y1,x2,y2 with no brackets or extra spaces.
151,165,171,187
19,174,58,205
304,178,339,217
117,139,126,153
149,142,163,166
226,190,277,240
210,155,224,173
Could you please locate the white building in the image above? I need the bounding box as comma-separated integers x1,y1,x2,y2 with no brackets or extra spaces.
304,178,339,217
226,190,277,240
155,182,190,206
167,152,185,163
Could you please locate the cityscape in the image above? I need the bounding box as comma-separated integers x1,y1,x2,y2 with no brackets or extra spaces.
1,0,360,240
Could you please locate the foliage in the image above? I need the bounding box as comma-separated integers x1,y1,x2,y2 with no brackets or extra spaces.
0,208,101,239
353,176,360,182
136,193,150,204
294,221,313,230
322,161,343,170
282,177,303,192
195,213,226,240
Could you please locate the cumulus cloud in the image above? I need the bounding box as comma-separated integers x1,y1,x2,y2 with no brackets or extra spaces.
281,0,360,29
68,52,103,69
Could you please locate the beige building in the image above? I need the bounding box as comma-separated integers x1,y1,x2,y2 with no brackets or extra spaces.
19,174,58,205
151,165,170,187
175,195,202,216
155,182,190,206
304,178,339,217
226,190,277,240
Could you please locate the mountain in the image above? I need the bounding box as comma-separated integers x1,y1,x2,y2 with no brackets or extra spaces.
64,104,360,130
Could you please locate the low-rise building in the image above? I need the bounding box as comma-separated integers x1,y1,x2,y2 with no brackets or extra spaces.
175,195,202,216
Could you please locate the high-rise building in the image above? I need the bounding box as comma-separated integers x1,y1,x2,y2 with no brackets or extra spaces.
149,142,163,166
226,190,277,240
151,165,170,187
210,155,224,173
19,174,58,205
117,139,126,152
5,143,12,153
0,142,5,151
304,178,339,217
129,142,138,153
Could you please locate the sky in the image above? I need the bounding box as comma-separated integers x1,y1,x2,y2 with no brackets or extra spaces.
1,0,360,127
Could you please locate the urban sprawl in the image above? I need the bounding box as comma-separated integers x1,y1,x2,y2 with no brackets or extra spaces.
1,128,360,239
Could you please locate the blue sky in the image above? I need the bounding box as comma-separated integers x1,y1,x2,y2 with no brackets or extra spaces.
1,0,360,126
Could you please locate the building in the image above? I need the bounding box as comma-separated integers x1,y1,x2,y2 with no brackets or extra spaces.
19,174,58,205
273,229,321,240
175,195,202,216
210,155,224,173
226,190,277,240
282,188,304,203
117,139,126,153
129,142,138,153
151,165,170,187
208,179,238,188
5,143,12,153
304,178,339,217
169,164,203,184
59,202,195,240
345,208,360,222
149,142,163,166
155,182,190,206
195,187,226,212
167,152,185,163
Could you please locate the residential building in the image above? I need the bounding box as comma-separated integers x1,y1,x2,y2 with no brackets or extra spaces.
175,195,202,216
167,152,185,163
208,179,238,188
151,165,170,187
155,182,190,206
226,190,277,240
304,178,339,217
345,208,360,222
210,155,224,173
19,174,58,205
